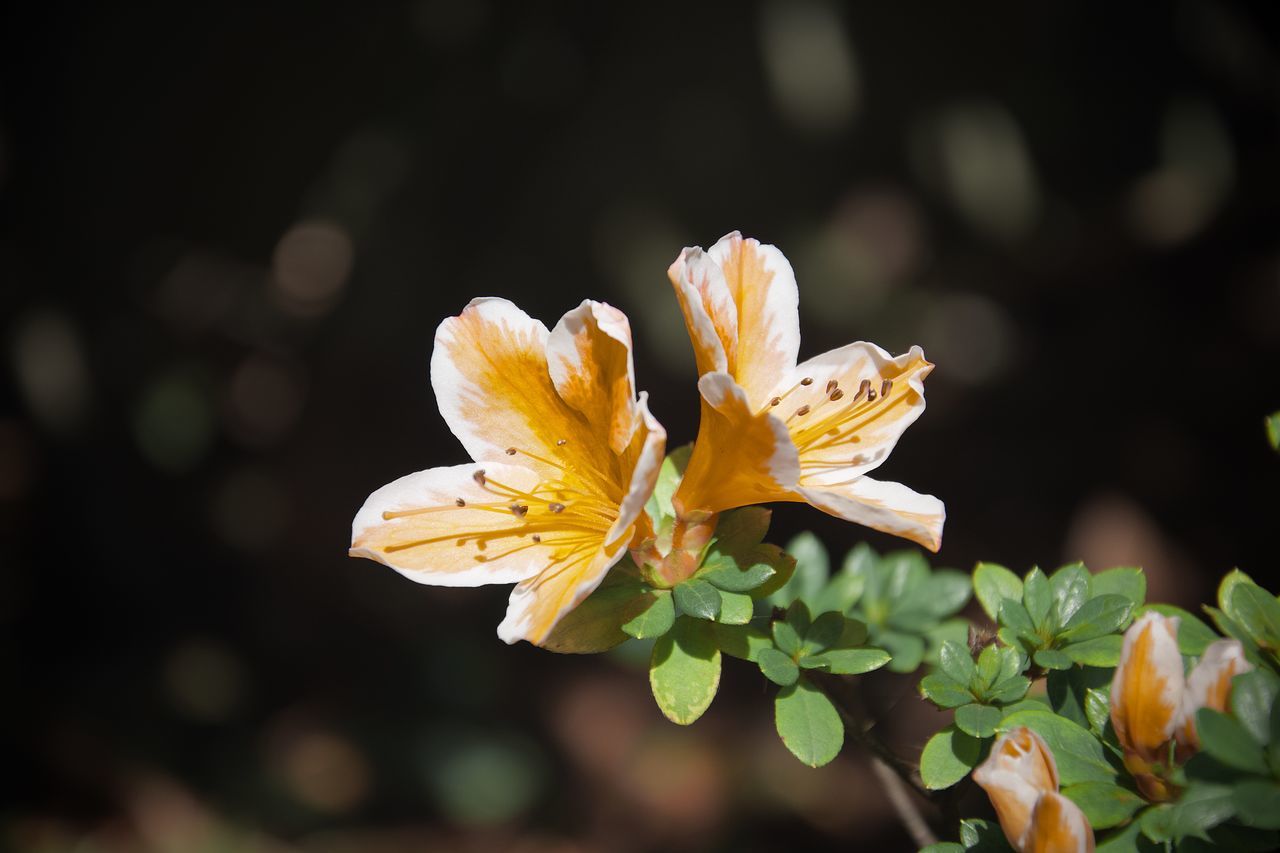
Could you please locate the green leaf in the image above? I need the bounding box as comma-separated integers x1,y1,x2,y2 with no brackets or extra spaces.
974,562,1023,622
1196,708,1270,774
925,569,973,618
940,640,978,686
748,545,795,600
999,708,1116,784
621,589,676,639
882,549,931,602
1034,648,1073,670
673,579,721,621
1095,819,1146,853
645,444,691,523
1050,562,1092,626
542,560,653,652
1085,688,1111,737
1167,782,1236,841
1062,781,1145,829
836,617,869,648
920,673,976,708
1059,594,1134,643
1091,567,1147,609
955,703,1003,738
1219,569,1258,622
986,675,1031,705
803,611,847,653
1231,669,1280,746
919,845,965,853
1061,635,1124,667
1047,665,1114,730
841,542,880,600
999,598,1036,638
1024,568,1052,630
649,617,721,725
879,630,926,673
805,647,891,675
772,619,803,657
774,678,844,767
768,532,830,608
716,591,754,625
712,622,771,661
958,819,1011,852
976,644,1003,689
997,645,1025,682
920,725,986,790
698,551,777,594
812,570,866,615
758,647,800,686
1139,605,1219,656
1231,582,1280,650
710,505,769,549
1268,412,1280,451
1235,779,1280,829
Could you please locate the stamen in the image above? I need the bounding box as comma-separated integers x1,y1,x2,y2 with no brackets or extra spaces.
880,379,892,398
455,497,466,507
854,379,871,402
794,405,811,417
531,534,541,543
800,377,813,386
505,447,517,456
769,396,781,407
510,504,529,518
830,388,844,401
548,502,565,513
825,379,838,394
556,438,567,446
867,388,877,401
472,469,486,486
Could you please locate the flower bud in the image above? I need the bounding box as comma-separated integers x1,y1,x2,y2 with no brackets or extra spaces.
1023,790,1096,853
1176,638,1251,753
973,727,1060,849
1110,612,1184,764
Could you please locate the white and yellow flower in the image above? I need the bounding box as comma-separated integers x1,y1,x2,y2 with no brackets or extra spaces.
973,726,1095,853
666,231,944,551
350,298,666,645
1109,611,1251,800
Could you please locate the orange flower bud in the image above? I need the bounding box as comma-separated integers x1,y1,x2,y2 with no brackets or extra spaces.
1176,638,1251,753
973,727,1060,850
1023,791,1096,853
1110,612,1184,764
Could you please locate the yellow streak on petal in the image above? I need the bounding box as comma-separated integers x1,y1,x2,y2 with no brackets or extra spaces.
1110,613,1182,762
549,302,636,455
499,535,630,645
714,233,793,402
1025,791,1095,853
974,727,1060,850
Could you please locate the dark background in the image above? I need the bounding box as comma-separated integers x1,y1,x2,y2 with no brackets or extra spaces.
3,2,1279,850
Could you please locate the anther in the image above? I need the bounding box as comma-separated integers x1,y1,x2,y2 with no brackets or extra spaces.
531,534,542,543
830,389,844,401
548,502,566,513
800,377,813,386
880,379,893,398
769,396,781,407
854,379,871,401
825,379,838,394
472,469,486,486
867,389,877,401
475,555,488,562
455,497,466,507
556,438,567,446
505,447,517,456
510,504,529,518
794,405,811,417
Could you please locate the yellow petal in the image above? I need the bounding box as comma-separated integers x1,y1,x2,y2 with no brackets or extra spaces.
1177,638,1251,751
604,393,666,548
1024,791,1095,853
705,232,800,406
498,536,630,646
547,300,638,455
973,727,1061,849
1110,612,1184,762
668,246,734,376
350,462,561,585
672,372,799,516
794,476,945,552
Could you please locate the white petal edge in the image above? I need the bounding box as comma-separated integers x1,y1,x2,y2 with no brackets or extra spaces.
604,391,666,548
668,246,732,374
795,475,945,552
1111,611,1185,744
496,536,630,645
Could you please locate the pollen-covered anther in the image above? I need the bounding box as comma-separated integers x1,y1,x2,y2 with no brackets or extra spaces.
825,379,838,394
455,497,466,507
548,502,566,513
505,447,517,456
800,377,813,386
556,438,567,446
867,388,878,401
531,534,541,543
854,379,871,402
880,379,893,398
510,504,529,518
769,396,781,407
794,405,811,417
830,388,844,401
472,469,486,486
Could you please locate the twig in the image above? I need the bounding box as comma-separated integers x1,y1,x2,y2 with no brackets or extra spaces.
870,754,939,848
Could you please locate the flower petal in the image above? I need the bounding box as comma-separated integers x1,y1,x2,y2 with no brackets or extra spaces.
497,537,630,646
1177,638,1251,750
706,232,800,407
974,727,1061,850
673,372,799,516
1110,611,1184,762
605,392,666,547
1025,791,1095,853
668,245,734,376
793,475,945,552
350,462,553,586
783,343,933,483
547,300,638,455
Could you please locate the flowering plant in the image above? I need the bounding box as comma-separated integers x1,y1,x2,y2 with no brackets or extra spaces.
351,233,1280,851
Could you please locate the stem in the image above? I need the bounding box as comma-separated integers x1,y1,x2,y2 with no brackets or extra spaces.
810,672,940,846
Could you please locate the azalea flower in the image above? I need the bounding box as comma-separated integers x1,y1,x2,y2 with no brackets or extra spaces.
973,726,1095,853
1109,611,1251,801
666,232,944,552
350,298,666,646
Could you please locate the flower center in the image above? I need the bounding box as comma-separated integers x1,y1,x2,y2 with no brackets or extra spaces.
762,374,903,472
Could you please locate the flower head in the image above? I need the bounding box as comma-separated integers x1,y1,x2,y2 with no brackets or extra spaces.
666,232,944,551
350,298,666,645
973,727,1094,853
1109,611,1251,800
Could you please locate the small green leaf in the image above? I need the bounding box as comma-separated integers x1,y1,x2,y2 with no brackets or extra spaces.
836,617,869,648
1061,635,1124,667
812,569,866,615
1231,669,1280,746
803,611,846,653
976,644,1003,690
999,598,1036,637
775,678,844,767
1196,708,1270,774
772,619,803,657
1024,568,1052,629
1046,665,1114,730
698,551,777,593
542,560,652,652
1062,781,1145,829
958,819,1009,851
649,617,721,725
1140,604,1219,655
999,708,1115,784
673,579,721,620
1231,582,1280,650
1219,569,1258,622
974,562,1023,622
940,640,978,686
1059,594,1134,643
621,589,676,639
882,549,931,602
880,630,926,673
710,505,770,549
748,544,796,600
712,622,771,661
1090,567,1147,609
1049,562,1092,626
804,647,891,675
645,444,691,523
955,703,1002,738
768,532,830,607
920,725,986,790
1034,648,1073,670
924,569,973,618
1084,688,1111,737
758,647,799,686
920,673,976,708
986,676,1031,705
1235,779,1280,829
1167,782,1236,841
716,590,754,625
997,645,1025,682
